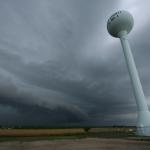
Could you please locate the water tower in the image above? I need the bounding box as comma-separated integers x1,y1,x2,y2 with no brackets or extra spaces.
107,10,150,136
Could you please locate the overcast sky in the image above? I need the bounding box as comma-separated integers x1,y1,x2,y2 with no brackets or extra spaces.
0,0,150,126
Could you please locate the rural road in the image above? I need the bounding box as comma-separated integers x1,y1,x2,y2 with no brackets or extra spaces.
0,138,150,150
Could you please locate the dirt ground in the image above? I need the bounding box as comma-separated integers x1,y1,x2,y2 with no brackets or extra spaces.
0,138,150,150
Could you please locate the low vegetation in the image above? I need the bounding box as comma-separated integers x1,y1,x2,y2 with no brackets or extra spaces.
0,128,85,137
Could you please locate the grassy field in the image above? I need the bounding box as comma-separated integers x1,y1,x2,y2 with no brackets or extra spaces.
0,127,138,142
0,127,150,150
0,128,85,137
0,127,150,142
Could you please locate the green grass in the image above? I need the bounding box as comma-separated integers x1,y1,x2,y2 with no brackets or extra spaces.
0,134,88,142
0,131,135,142
0,127,150,142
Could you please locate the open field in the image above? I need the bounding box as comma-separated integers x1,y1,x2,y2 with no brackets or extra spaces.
0,138,150,150
0,127,150,150
0,128,85,137
0,127,135,137
0,127,136,141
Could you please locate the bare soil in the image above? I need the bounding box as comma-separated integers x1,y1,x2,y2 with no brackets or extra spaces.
0,138,150,150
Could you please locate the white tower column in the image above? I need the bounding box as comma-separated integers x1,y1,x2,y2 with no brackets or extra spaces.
118,31,150,136
118,31,148,111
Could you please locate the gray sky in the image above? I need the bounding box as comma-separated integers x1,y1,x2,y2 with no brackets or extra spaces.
0,0,150,126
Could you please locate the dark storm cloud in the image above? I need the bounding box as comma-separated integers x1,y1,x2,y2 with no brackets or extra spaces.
0,71,88,125
0,0,150,126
